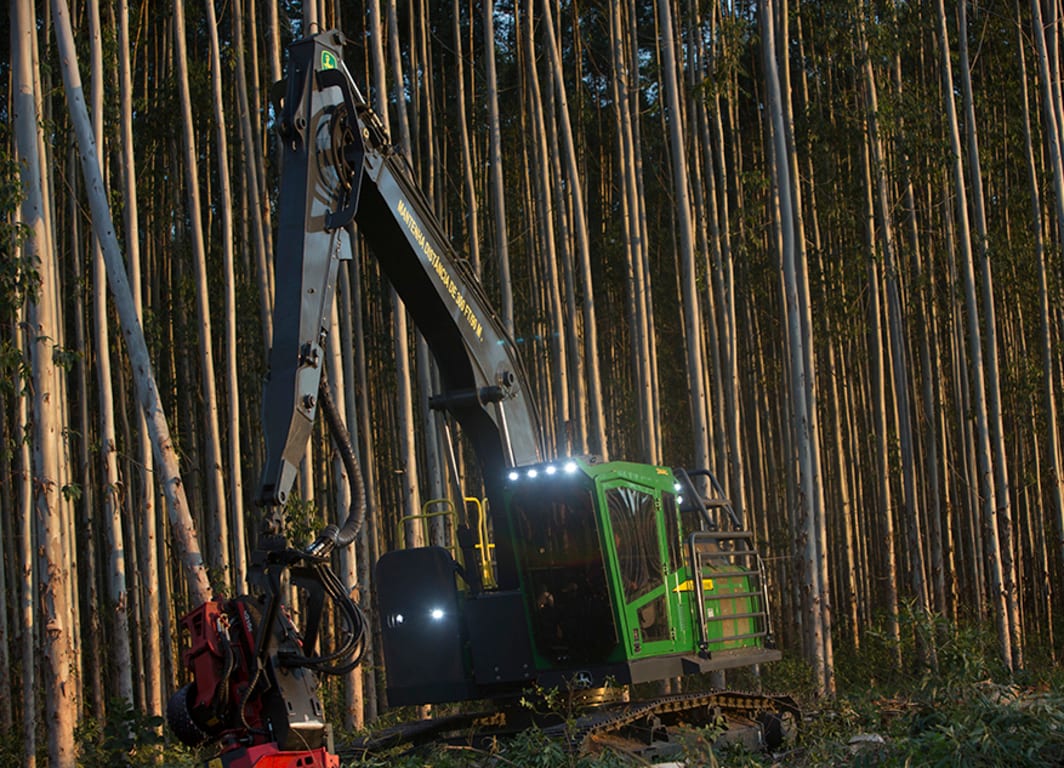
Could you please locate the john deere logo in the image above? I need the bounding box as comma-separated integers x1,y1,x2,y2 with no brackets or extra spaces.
321,50,338,70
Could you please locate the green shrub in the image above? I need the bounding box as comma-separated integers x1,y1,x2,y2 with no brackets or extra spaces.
76,698,198,768
888,685,1064,767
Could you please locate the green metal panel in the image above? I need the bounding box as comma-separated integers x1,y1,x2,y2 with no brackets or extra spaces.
502,458,769,677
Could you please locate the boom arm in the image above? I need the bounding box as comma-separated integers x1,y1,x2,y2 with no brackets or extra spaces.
257,31,545,575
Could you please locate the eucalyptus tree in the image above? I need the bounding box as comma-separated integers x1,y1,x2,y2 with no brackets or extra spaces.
520,0,571,457
934,0,1012,670
761,0,832,697
957,0,1022,669
657,0,709,476
484,0,515,334
1028,0,1064,603
859,6,927,651
88,0,134,705
173,0,230,590
1018,2,1064,654
540,0,608,460
609,0,658,462
17,2,75,760
114,0,166,716
16,379,36,768
15,2,72,761
51,0,213,617
204,0,248,593
382,0,425,549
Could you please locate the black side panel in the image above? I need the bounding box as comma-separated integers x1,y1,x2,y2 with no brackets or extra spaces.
376,547,475,705
464,591,535,686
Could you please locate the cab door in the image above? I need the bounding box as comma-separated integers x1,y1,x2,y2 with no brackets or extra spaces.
601,483,678,659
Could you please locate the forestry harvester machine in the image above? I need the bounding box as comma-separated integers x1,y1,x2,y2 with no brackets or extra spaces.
165,31,796,768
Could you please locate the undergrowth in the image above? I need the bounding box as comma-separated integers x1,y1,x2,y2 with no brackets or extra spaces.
345,611,1064,767
0,613,1046,766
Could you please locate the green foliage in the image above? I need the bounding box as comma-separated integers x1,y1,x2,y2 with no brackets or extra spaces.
0,337,29,397
75,698,198,768
61,482,84,503
832,607,1007,696
888,685,1064,768
495,727,630,768
284,494,323,545
759,652,820,706
52,344,82,373
0,726,22,768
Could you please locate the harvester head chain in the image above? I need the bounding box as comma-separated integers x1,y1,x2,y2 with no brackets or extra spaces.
545,690,800,753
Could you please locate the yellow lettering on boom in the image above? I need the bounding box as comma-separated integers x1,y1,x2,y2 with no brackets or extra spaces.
396,199,484,341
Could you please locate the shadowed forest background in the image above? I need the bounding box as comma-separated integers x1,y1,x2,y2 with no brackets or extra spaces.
3,0,1064,764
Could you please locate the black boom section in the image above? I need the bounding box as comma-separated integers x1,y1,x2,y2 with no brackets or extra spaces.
256,30,545,583
258,31,359,506
355,149,544,472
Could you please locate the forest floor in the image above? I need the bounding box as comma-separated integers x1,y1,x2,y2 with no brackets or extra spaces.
346,620,1064,768
346,676,1064,768
64,619,1064,767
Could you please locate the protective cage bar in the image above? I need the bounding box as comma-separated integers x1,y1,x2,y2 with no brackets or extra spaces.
687,530,774,655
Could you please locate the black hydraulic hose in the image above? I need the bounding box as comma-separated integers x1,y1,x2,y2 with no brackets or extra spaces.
297,372,369,676
310,372,366,554
299,562,367,675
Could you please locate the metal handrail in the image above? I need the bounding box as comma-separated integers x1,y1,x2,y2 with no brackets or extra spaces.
401,500,457,552
674,467,744,531
464,496,495,587
686,530,773,656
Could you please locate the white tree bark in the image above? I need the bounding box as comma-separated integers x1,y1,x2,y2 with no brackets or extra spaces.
51,0,213,608
762,0,830,696
204,0,248,593
541,0,607,460
17,367,37,768
173,0,230,589
87,0,135,705
16,4,75,762
657,0,709,474
934,0,1012,669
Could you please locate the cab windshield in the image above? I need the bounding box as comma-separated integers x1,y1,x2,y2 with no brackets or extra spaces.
509,483,617,664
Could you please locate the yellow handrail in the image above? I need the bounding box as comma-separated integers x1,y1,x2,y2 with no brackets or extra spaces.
399,496,496,588
464,496,495,588
399,500,457,554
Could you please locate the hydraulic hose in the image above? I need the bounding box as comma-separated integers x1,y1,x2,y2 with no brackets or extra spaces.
308,372,366,556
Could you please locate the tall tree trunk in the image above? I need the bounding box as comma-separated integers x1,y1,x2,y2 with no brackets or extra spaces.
381,0,424,549
934,0,1012,669
957,0,1022,669
17,358,37,768
1018,2,1062,657
18,5,76,762
483,0,515,334
521,0,570,456
657,0,709,473
116,0,163,716
327,301,364,729
452,0,481,275
541,0,607,459
52,0,213,609
341,256,379,721
173,0,230,590
88,0,135,704
860,9,929,626
609,0,657,461
762,0,831,697
204,0,248,592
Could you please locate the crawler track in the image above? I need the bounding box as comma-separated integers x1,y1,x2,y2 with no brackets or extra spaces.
343,690,799,759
